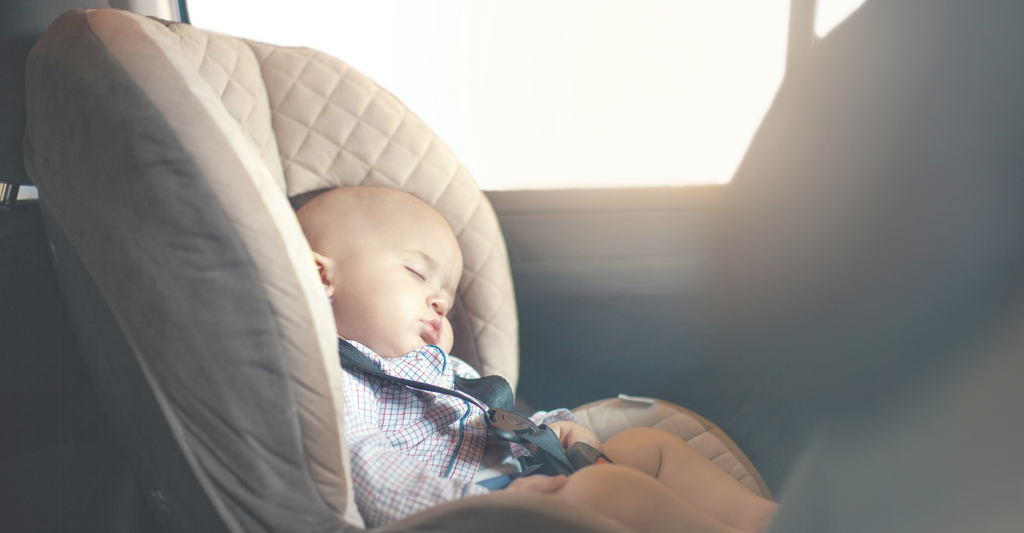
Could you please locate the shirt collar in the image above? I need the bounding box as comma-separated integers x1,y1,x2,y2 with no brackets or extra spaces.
346,340,453,388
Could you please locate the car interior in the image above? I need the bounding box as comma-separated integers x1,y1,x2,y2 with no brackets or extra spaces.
2,1,1023,532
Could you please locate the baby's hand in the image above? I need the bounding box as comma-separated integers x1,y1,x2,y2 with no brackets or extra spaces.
506,474,568,494
548,421,603,453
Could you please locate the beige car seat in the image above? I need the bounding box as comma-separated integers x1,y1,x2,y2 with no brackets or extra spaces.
25,8,767,532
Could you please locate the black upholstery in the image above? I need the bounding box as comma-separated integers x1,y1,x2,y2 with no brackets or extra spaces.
0,1,168,532
0,202,163,533
41,204,229,533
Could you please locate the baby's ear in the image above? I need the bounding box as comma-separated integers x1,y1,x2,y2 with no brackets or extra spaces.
312,251,336,298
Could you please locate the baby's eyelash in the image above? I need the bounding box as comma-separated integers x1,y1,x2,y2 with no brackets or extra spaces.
405,266,426,280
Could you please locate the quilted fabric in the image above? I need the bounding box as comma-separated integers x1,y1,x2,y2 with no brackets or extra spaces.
157,20,287,192
572,397,773,501
244,41,520,388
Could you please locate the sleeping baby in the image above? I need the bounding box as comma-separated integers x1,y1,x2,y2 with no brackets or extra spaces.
297,186,778,533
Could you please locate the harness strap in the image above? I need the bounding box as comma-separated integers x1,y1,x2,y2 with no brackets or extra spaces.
338,339,489,410
517,427,575,476
454,375,514,412
337,339,575,478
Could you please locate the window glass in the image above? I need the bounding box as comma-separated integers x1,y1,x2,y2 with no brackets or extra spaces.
815,0,867,37
107,0,177,21
17,185,38,201
188,1,789,190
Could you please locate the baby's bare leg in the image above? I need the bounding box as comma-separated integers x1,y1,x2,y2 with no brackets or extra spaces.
602,427,778,533
554,464,745,533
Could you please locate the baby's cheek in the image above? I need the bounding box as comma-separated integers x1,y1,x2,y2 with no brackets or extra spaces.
440,317,454,353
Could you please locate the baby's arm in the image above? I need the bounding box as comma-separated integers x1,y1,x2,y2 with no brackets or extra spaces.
342,372,490,527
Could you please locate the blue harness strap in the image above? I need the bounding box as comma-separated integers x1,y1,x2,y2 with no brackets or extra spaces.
474,465,543,490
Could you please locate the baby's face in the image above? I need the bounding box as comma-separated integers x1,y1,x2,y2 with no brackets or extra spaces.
323,201,463,358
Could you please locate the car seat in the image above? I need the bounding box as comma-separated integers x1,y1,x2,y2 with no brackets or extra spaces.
21,8,768,532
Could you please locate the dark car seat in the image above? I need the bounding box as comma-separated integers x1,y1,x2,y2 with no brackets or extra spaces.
713,0,1024,530
1,2,170,532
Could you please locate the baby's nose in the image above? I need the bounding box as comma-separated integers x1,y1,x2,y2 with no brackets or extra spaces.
431,299,449,316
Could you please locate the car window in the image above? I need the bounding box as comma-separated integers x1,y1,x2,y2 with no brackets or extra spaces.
815,0,867,37
186,1,862,190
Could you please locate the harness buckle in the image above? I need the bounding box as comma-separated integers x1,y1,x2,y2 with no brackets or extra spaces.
485,408,541,442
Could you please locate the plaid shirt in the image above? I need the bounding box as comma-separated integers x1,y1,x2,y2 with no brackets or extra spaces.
341,340,578,527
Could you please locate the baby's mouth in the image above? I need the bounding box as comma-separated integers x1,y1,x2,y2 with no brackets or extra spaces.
421,319,442,344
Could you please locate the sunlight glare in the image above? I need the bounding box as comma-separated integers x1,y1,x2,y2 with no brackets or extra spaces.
188,1,789,190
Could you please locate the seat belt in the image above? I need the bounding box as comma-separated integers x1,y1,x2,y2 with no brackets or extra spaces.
337,339,575,477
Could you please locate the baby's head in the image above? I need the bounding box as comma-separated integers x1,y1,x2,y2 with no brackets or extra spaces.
298,187,462,358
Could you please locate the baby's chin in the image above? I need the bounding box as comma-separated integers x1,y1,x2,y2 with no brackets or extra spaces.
348,331,453,358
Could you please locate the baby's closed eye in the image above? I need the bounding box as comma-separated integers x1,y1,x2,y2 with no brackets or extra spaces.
405,266,426,281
